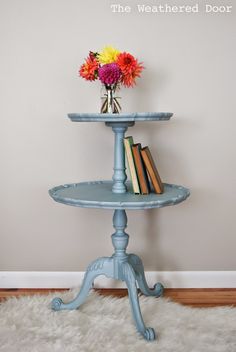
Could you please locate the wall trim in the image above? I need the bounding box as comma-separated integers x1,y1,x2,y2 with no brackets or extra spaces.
1,271,236,289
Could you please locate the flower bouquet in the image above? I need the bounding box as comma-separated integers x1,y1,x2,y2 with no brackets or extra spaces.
79,46,144,113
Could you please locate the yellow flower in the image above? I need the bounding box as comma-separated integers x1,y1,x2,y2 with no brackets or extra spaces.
98,46,120,64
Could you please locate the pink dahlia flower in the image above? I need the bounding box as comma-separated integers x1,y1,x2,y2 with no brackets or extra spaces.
98,63,121,85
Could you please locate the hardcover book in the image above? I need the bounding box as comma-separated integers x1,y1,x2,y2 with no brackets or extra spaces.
132,143,150,195
124,136,140,194
141,146,164,194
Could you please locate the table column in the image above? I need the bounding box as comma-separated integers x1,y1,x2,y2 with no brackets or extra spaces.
106,121,134,193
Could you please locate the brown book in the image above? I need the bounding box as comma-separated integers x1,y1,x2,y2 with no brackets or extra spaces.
141,146,164,194
132,144,150,195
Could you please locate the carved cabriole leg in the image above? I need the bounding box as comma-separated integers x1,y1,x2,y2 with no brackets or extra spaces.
128,254,164,297
121,262,156,341
51,257,113,311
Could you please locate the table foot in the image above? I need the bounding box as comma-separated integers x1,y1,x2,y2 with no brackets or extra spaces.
51,256,113,311
144,327,156,341
128,253,164,297
122,261,157,341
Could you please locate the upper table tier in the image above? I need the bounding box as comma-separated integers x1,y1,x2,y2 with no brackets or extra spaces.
68,112,173,122
49,181,190,210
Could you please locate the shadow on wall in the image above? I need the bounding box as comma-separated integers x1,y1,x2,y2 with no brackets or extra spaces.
140,209,180,272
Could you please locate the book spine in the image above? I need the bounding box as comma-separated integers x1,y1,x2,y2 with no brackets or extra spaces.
132,144,150,195
141,147,164,194
124,137,140,194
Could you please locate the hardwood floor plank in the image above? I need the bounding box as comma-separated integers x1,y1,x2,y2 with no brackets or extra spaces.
0,289,68,301
0,288,236,307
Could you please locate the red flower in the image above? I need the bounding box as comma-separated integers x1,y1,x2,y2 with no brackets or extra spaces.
116,52,144,87
79,54,99,81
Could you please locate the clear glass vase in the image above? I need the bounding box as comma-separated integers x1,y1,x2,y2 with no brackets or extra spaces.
100,84,121,114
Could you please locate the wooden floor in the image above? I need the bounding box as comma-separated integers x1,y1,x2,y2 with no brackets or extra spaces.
0,288,236,308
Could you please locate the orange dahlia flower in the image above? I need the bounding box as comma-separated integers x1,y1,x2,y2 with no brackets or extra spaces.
79,54,99,81
116,52,144,87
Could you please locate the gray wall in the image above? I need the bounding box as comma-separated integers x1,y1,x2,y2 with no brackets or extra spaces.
0,0,235,272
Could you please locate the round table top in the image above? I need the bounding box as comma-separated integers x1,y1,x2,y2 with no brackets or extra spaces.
49,181,190,210
68,112,173,122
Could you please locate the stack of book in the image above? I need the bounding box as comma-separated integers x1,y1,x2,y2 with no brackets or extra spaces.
124,136,164,195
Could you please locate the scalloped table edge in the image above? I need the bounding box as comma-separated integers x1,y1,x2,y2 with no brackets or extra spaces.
49,181,190,210
68,112,173,122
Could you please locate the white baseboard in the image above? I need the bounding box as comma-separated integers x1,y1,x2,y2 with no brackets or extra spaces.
0,271,236,288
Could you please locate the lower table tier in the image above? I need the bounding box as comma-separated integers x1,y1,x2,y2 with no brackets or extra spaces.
49,181,190,210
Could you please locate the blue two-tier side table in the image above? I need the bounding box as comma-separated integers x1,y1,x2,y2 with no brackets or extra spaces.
49,112,190,341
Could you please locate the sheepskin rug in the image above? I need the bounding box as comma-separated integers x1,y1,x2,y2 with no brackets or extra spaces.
0,288,236,352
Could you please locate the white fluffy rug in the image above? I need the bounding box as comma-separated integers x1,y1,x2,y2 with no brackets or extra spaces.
0,288,236,352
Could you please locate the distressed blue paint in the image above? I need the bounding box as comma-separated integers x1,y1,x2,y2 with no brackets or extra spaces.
51,209,160,341
109,123,131,193
128,254,164,297
68,112,172,122
51,256,113,311
49,181,190,210
50,112,190,341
